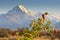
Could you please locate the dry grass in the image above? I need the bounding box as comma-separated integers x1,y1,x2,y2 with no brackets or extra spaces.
34,36,59,40
0,36,60,40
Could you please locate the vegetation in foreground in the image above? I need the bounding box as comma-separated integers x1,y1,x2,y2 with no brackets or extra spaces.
0,12,60,40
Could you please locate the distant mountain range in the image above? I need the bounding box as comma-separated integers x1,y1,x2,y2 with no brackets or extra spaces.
0,5,60,29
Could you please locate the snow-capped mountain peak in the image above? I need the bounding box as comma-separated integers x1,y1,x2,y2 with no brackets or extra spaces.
18,5,36,17
18,5,28,14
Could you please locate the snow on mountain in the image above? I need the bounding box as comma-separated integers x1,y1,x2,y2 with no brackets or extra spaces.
18,5,36,17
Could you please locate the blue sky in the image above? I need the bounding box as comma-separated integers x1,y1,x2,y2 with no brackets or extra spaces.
0,0,60,15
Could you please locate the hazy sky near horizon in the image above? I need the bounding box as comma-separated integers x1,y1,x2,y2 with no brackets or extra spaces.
0,0,60,15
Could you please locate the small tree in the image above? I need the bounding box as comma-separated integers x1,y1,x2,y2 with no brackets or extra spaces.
17,12,56,40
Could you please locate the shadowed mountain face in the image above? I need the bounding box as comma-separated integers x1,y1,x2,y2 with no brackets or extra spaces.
0,5,59,29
